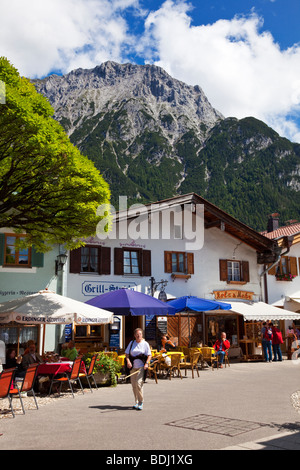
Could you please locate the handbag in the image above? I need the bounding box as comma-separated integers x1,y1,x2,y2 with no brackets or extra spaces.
124,340,134,376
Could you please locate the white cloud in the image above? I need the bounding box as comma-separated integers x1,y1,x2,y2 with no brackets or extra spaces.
0,0,139,78
1,0,300,143
142,0,300,142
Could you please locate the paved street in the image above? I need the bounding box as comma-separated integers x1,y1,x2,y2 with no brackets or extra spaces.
1,359,300,451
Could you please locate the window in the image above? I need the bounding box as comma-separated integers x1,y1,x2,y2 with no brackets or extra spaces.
164,251,194,275
69,246,111,274
81,246,99,272
123,250,140,274
114,247,151,276
4,234,31,267
219,260,249,284
227,261,241,282
268,256,298,278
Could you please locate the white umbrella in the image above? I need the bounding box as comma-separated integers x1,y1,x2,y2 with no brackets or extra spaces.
0,289,114,325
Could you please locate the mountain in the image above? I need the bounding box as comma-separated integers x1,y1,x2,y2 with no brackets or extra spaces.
33,61,300,231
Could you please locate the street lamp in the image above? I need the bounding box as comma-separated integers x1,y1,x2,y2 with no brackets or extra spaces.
55,253,68,276
149,276,168,300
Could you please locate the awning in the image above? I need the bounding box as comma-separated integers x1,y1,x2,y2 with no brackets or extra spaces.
229,301,300,321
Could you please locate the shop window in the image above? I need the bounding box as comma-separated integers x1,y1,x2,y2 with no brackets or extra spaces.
0,324,38,353
219,259,249,284
70,246,111,274
114,247,151,276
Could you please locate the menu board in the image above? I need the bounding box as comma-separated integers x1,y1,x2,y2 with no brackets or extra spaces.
157,316,168,337
145,315,157,342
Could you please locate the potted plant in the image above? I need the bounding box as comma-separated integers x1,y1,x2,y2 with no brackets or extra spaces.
84,352,122,386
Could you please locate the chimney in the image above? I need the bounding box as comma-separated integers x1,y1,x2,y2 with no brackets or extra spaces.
267,213,279,233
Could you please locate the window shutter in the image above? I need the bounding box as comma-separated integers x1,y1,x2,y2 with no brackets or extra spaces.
187,253,194,274
290,257,298,276
100,247,111,275
0,233,5,265
142,250,151,276
241,261,250,282
219,259,228,281
69,248,81,273
164,251,172,273
31,245,44,267
114,248,123,275
267,263,276,275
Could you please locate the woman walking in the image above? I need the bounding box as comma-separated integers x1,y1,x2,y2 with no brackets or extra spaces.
125,328,151,411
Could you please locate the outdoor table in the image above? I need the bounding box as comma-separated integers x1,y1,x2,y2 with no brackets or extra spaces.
37,362,73,376
37,361,86,376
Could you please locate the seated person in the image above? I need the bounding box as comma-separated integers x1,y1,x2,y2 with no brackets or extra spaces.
21,340,43,371
160,335,176,352
213,332,230,368
4,348,26,378
61,340,78,361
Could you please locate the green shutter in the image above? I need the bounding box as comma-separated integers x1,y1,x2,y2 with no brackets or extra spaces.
31,245,44,267
0,233,5,265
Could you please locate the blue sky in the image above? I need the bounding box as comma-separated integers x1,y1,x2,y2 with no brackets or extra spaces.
1,0,300,142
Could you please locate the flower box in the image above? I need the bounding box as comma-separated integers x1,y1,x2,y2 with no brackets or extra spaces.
275,273,295,281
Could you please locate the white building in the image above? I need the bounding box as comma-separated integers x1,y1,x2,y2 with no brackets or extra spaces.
64,193,281,353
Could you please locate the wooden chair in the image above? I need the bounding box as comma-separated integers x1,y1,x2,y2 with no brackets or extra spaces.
216,349,230,368
9,363,39,414
49,356,84,398
159,353,182,380
147,358,160,384
201,347,217,370
79,354,98,392
180,351,201,378
0,368,16,418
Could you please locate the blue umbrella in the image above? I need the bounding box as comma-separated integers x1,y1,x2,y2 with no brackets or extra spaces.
168,296,231,312
85,289,176,316
168,296,231,347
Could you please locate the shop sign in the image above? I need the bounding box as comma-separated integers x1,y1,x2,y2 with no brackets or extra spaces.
81,281,137,296
214,290,254,300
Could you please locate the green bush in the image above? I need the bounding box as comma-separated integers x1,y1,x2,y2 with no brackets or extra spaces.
84,352,122,387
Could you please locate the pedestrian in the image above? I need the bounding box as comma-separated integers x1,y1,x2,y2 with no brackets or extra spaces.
261,322,273,362
213,332,230,368
270,323,283,361
125,328,152,411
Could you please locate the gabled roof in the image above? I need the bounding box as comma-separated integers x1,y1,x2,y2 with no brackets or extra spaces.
261,222,300,246
116,192,278,256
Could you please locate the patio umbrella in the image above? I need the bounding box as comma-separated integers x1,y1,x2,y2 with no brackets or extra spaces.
85,288,176,316
0,289,114,325
167,296,232,347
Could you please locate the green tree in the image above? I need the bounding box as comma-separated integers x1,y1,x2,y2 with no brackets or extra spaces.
0,58,110,251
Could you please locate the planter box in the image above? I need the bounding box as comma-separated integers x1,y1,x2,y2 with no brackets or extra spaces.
94,372,111,385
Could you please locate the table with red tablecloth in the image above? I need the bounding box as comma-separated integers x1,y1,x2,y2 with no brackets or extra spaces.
37,361,86,376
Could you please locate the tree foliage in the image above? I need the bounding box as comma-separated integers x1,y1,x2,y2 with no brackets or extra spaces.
0,58,110,251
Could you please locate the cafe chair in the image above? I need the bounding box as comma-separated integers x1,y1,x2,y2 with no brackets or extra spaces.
159,353,182,380
79,354,98,392
49,356,84,398
0,368,16,418
201,347,218,370
147,357,160,384
9,363,39,414
180,351,201,378
217,349,230,369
